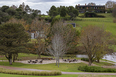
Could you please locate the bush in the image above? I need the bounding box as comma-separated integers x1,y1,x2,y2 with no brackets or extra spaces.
81,58,89,62
84,12,105,18
78,66,116,72
0,68,62,76
113,18,116,23
85,12,97,17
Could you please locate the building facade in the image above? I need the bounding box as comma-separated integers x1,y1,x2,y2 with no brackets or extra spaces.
75,4,105,13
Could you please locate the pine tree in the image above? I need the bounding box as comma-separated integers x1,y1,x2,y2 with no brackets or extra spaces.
0,23,30,65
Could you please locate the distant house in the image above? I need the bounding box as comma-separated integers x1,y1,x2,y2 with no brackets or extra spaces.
27,30,45,39
75,4,105,13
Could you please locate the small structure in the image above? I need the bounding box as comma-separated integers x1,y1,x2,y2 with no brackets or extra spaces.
70,23,76,27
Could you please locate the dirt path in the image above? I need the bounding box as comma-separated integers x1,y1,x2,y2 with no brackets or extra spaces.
0,65,116,75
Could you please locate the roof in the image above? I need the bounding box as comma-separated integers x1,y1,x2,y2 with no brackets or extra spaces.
77,5,105,7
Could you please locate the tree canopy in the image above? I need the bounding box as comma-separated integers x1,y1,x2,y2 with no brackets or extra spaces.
0,23,30,65
48,5,79,19
79,26,114,66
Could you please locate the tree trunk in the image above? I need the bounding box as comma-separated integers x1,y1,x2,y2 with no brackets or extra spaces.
8,54,12,65
38,53,41,59
97,58,100,63
9,58,12,65
89,59,92,66
58,57,59,67
13,53,18,62
13,54,15,62
56,57,58,66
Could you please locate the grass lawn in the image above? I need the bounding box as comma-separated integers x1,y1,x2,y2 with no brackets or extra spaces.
0,53,81,60
69,13,116,35
93,62,115,66
0,61,87,72
0,73,79,77
0,73,116,77
0,53,54,60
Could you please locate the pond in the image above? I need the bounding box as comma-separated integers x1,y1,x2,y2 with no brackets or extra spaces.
103,53,116,62
77,53,116,62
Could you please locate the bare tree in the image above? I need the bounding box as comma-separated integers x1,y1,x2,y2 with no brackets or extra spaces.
79,26,114,66
113,4,116,17
47,20,78,67
105,1,116,13
48,34,66,67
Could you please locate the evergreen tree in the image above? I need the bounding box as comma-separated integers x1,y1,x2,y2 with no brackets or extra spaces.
48,5,58,17
60,6,67,17
0,23,30,65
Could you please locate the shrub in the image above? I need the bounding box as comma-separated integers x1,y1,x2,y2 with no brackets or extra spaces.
81,58,89,62
85,12,97,17
78,66,116,72
84,12,105,18
113,18,116,23
0,68,62,76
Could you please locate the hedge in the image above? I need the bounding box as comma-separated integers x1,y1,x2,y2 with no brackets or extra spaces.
78,66,116,72
0,68,62,76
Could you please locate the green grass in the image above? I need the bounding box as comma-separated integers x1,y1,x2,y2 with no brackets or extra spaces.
69,13,116,35
0,53,54,60
101,59,116,63
93,62,115,66
0,73,116,77
0,73,79,77
28,39,37,43
0,62,87,72
0,53,81,60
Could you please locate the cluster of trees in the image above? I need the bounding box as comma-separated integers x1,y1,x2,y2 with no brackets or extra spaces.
0,18,115,66
0,2,41,24
105,0,116,14
47,5,79,19
0,2,116,67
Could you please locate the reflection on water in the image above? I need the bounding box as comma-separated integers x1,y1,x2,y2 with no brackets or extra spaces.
103,53,116,62
77,53,116,62
76,55,88,58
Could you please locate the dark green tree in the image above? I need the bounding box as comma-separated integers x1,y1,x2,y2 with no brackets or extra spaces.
67,6,79,19
25,5,31,13
6,8,16,16
73,9,79,17
0,11,10,24
0,23,30,65
60,6,67,17
48,5,58,17
0,5,9,12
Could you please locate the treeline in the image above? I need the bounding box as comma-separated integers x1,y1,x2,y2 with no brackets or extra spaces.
0,2,41,24
47,5,79,19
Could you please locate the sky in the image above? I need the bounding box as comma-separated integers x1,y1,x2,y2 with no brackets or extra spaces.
0,0,109,14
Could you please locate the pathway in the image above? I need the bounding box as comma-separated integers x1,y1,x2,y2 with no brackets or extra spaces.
0,65,116,75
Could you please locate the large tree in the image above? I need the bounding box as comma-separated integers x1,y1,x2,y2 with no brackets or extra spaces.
79,26,114,66
48,5,58,17
0,23,30,65
30,18,50,58
60,6,67,17
47,20,78,67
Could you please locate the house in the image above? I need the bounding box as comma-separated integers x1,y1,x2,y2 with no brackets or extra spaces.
75,4,105,13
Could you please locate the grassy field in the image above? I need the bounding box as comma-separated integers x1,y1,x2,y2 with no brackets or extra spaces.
0,73,79,77
68,13,116,35
93,62,115,66
0,73,116,77
0,61,87,72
